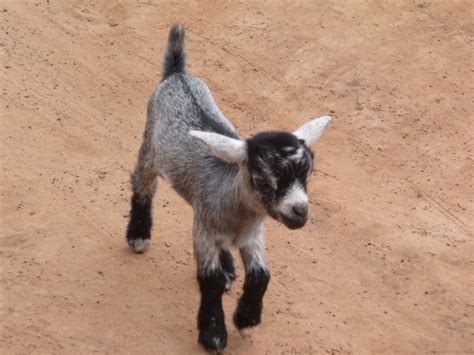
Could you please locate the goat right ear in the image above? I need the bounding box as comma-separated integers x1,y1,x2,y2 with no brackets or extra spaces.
293,116,332,147
189,130,247,163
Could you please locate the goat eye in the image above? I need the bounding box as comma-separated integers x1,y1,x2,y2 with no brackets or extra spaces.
253,177,271,190
255,179,268,187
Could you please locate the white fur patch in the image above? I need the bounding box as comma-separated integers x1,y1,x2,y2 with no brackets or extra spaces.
239,325,259,337
293,115,332,146
129,239,150,253
224,271,235,291
288,147,304,161
189,130,247,163
277,182,308,216
212,336,223,349
224,278,233,291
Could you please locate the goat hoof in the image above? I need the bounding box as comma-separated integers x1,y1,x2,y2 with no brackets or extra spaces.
233,299,262,331
239,325,259,337
198,326,227,353
224,271,235,292
128,238,150,253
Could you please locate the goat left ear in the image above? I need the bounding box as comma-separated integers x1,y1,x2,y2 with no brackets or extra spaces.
189,130,247,163
293,115,332,146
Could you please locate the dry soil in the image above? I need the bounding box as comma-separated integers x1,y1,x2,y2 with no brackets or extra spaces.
1,1,473,354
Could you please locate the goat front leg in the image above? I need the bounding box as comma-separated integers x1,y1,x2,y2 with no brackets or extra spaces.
234,224,270,336
193,223,228,352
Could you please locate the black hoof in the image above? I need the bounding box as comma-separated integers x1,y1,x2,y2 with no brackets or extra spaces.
198,325,227,353
234,298,262,330
126,194,152,252
234,268,270,330
197,270,228,352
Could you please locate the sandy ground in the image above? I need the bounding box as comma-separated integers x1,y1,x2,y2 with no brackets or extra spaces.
1,1,473,354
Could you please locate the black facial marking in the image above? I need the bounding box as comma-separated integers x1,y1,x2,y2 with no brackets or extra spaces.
246,131,313,211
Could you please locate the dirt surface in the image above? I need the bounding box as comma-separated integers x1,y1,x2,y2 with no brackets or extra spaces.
1,1,473,354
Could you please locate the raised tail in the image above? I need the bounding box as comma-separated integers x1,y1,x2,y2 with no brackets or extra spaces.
162,23,186,82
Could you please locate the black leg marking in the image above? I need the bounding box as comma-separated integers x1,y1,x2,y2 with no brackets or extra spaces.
234,268,270,331
126,194,152,253
220,250,236,291
197,270,228,352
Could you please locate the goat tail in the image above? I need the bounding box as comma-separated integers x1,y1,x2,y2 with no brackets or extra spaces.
162,23,186,82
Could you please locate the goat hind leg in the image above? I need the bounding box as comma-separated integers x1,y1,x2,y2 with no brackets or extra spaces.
126,148,157,253
220,249,236,291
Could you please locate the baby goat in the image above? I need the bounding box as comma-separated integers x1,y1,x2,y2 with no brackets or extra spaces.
126,24,331,352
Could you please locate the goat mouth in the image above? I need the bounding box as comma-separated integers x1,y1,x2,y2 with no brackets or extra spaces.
278,214,307,230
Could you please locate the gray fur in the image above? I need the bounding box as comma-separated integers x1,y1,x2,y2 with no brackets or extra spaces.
128,24,331,351
137,73,267,273
131,26,331,272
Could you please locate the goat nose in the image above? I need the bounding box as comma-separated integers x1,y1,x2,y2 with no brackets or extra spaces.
292,204,308,218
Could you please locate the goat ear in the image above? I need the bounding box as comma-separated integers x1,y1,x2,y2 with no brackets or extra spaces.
293,116,332,146
189,130,247,163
